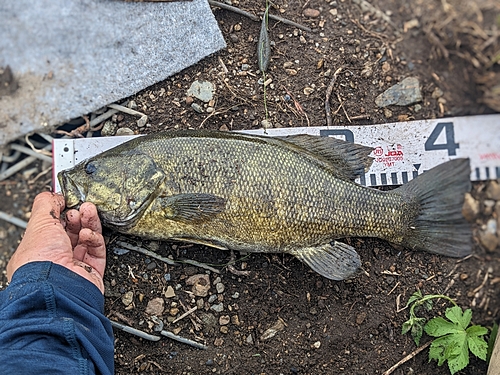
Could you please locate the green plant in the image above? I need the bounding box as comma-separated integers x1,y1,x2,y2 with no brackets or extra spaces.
402,290,489,374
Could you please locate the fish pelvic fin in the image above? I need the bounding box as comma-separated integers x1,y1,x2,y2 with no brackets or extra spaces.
159,193,226,224
396,158,472,257
289,241,361,280
277,134,374,180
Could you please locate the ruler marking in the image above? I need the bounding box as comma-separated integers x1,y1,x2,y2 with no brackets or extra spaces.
475,168,480,180
380,173,387,185
390,172,398,185
497,167,500,179
485,167,490,179
402,172,408,184
370,174,377,186
359,174,366,186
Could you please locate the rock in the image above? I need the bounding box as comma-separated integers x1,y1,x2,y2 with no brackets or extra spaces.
260,318,285,341
101,120,117,136
329,9,338,17
214,337,224,347
375,77,422,107
197,298,204,309
206,359,214,366
313,341,321,349
219,315,230,325
381,61,390,73
484,200,496,216
383,108,393,118
479,219,499,252
127,100,137,109
211,303,224,313
115,127,135,136
231,292,240,299
208,294,218,303
356,312,367,325
486,180,500,200
151,315,164,332
169,307,179,316
261,119,272,129
216,282,225,294
246,334,254,344
231,315,240,326
191,102,204,113
136,115,147,128
121,291,134,306
303,8,320,18
145,297,165,316
462,193,480,221
220,326,228,334
431,87,444,99
186,274,211,297
219,124,229,131
303,87,314,95
165,285,176,298
187,80,214,103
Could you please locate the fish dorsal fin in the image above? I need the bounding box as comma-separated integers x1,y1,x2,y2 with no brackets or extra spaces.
289,241,361,280
277,135,373,180
159,193,226,224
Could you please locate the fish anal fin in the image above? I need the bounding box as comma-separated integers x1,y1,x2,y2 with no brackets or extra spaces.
278,134,373,180
290,241,361,280
159,193,226,223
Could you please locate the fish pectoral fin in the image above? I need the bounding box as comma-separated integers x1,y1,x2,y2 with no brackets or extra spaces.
160,193,226,223
290,241,361,280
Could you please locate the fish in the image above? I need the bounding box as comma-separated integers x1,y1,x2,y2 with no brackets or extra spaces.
58,130,472,280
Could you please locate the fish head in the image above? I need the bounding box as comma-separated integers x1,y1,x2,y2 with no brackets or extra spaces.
58,151,166,228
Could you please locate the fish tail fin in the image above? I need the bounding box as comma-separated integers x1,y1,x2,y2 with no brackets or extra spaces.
396,158,472,257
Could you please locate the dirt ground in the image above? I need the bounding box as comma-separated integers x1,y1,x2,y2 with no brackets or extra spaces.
1,0,500,374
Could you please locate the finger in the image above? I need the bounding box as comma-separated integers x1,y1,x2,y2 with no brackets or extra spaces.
65,209,81,248
80,202,102,234
73,228,106,277
26,192,66,232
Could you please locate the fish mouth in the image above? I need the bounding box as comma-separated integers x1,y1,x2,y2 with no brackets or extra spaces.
58,171,85,208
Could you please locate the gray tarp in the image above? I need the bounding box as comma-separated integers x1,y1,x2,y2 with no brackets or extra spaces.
0,0,226,146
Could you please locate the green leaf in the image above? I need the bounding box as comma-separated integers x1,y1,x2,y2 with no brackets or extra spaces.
423,299,433,311
411,317,426,346
406,290,423,307
487,323,499,362
429,333,468,374
445,306,471,329
467,325,489,361
425,317,462,337
401,319,413,335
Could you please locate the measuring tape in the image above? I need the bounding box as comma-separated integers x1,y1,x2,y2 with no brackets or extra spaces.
53,113,500,191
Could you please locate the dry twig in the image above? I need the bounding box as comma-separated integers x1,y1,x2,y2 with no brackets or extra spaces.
325,67,343,127
383,341,432,375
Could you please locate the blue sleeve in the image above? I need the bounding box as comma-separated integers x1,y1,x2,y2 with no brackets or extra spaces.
0,261,114,375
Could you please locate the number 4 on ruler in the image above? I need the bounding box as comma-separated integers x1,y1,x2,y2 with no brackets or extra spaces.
424,122,459,156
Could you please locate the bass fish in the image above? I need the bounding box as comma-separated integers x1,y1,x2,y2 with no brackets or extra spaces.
58,130,471,280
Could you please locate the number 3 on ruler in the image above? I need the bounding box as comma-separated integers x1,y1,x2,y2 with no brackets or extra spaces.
424,122,459,156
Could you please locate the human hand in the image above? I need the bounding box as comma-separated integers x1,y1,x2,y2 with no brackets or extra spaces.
6,192,106,293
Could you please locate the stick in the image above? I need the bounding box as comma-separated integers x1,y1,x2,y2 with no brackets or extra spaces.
110,320,161,341
115,241,177,266
209,1,259,21
9,144,53,163
208,1,312,32
107,103,147,118
172,306,198,324
0,211,28,229
266,13,312,33
325,67,343,127
180,259,221,274
161,330,208,350
383,341,432,375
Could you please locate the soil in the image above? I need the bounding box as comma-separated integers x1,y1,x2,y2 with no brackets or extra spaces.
1,1,499,374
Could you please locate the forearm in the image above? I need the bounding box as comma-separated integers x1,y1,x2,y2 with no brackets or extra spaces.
0,261,113,375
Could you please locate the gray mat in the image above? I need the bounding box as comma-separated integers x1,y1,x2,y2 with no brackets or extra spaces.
0,0,226,146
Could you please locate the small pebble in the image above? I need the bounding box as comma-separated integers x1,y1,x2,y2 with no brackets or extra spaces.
231,315,240,326
313,341,321,349
231,292,240,299
206,359,214,366
211,303,224,313
165,285,176,298
246,334,254,344
164,273,171,282
220,326,229,334
146,261,157,270
219,315,230,325
208,294,218,303
101,120,117,136
115,127,134,136
303,8,320,18
462,193,480,221
137,115,147,128
356,312,367,325
121,291,134,306
127,100,137,109
216,282,225,294
191,103,203,113
145,297,165,316
169,307,179,316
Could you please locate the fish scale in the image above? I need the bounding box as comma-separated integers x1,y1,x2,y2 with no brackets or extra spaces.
59,130,472,280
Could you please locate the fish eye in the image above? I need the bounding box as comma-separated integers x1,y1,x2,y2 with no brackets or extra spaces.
85,162,97,175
